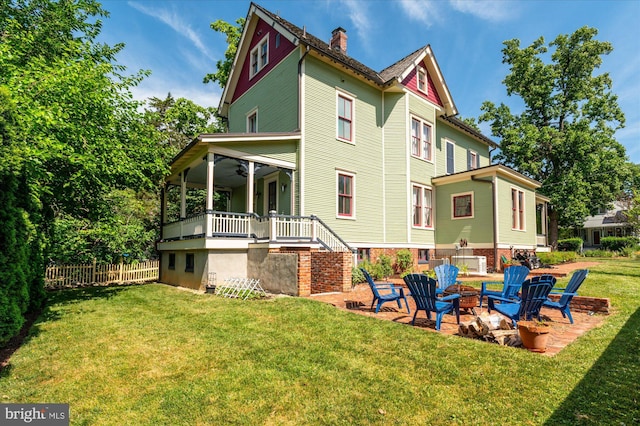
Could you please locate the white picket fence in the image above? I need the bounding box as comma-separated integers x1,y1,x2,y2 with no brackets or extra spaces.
45,259,159,288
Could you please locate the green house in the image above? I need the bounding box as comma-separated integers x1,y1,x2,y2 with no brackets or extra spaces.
157,2,549,294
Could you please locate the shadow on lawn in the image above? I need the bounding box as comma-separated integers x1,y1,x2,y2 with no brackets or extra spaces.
1,285,136,374
545,306,640,425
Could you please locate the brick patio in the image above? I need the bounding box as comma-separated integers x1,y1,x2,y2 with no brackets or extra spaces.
307,261,606,356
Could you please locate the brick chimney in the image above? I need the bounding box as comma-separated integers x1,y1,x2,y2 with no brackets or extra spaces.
330,27,347,54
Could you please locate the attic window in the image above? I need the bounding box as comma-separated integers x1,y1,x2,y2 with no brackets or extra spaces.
250,34,269,79
417,66,428,94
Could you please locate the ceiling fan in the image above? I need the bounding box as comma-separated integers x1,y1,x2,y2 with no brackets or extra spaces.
236,165,248,177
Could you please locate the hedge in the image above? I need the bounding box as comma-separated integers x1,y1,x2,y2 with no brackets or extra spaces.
600,236,639,252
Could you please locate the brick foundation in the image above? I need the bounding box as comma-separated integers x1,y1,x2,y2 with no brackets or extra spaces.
311,251,353,294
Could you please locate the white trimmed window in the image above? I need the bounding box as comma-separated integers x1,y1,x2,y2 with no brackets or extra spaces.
412,184,433,228
446,140,455,174
417,66,428,94
452,192,473,219
249,35,269,79
410,116,433,161
512,188,525,230
337,171,355,218
337,91,354,143
247,109,258,133
467,150,478,170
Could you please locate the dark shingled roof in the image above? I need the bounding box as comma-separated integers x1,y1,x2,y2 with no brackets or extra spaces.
255,2,402,85
439,115,498,148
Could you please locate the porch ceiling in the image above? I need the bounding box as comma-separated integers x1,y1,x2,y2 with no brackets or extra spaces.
168,157,284,190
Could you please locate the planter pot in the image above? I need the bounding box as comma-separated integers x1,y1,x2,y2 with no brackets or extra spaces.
518,321,551,353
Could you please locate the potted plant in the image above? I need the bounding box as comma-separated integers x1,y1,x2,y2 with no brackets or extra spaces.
518,320,551,353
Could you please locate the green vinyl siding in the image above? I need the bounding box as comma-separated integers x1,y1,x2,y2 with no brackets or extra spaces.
496,177,537,245
383,92,409,242
302,56,384,242
228,51,299,133
435,121,492,176
435,180,494,245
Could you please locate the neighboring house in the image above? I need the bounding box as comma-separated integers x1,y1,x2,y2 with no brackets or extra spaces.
157,2,549,294
578,201,636,247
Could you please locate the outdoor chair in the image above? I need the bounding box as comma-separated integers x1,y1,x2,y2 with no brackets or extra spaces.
433,264,461,295
487,275,556,327
542,269,589,324
403,274,460,331
479,264,530,308
360,268,410,314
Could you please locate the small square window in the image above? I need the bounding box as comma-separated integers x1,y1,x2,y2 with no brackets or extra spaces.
418,249,430,264
357,248,370,264
453,193,473,219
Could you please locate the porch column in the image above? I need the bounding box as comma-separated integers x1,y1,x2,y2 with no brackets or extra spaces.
205,152,214,238
180,170,187,219
247,160,255,214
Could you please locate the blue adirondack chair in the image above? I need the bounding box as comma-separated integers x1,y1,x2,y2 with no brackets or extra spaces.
434,264,461,295
360,268,410,314
487,275,556,327
479,265,530,308
542,269,589,324
403,274,460,331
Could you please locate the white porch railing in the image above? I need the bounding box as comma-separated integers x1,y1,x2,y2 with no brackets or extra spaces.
161,212,353,253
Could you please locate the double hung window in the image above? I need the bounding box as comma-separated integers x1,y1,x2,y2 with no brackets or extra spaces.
512,188,525,230
412,184,433,228
337,93,354,142
337,172,355,218
410,116,432,161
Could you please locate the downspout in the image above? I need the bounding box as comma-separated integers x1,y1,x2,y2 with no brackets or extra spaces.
472,175,499,272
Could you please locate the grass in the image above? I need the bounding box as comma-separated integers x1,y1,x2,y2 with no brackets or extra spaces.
1,258,639,425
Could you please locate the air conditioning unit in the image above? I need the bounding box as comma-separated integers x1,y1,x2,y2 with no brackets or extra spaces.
452,255,487,275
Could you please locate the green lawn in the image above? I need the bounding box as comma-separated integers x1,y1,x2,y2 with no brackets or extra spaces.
1,258,639,425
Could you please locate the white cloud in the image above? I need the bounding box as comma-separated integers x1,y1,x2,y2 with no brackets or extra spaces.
397,0,442,27
341,0,374,52
448,0,514,22
128,1,213,60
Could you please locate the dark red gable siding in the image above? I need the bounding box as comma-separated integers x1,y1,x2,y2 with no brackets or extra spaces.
232,18,297,103
401,67,443,107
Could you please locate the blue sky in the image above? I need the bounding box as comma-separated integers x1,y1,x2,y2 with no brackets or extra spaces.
98,0,640,163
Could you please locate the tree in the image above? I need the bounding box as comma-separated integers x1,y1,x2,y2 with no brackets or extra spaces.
479,26,628,248
203,18,244,89
145,93,222,154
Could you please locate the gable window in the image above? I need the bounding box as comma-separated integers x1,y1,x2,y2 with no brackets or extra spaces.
417,66,428,94
467,150,478,170
512,188,525,230
249,35,269,78
247,109,258,133
337,171,355,218
410,116,432,161
337,92,354,142
452,192,473,219
412,184,433,228
446,140,455,174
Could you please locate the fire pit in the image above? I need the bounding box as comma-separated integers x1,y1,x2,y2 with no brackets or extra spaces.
444,284,479,313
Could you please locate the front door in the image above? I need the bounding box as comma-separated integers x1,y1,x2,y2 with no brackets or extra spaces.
593,230,601,245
